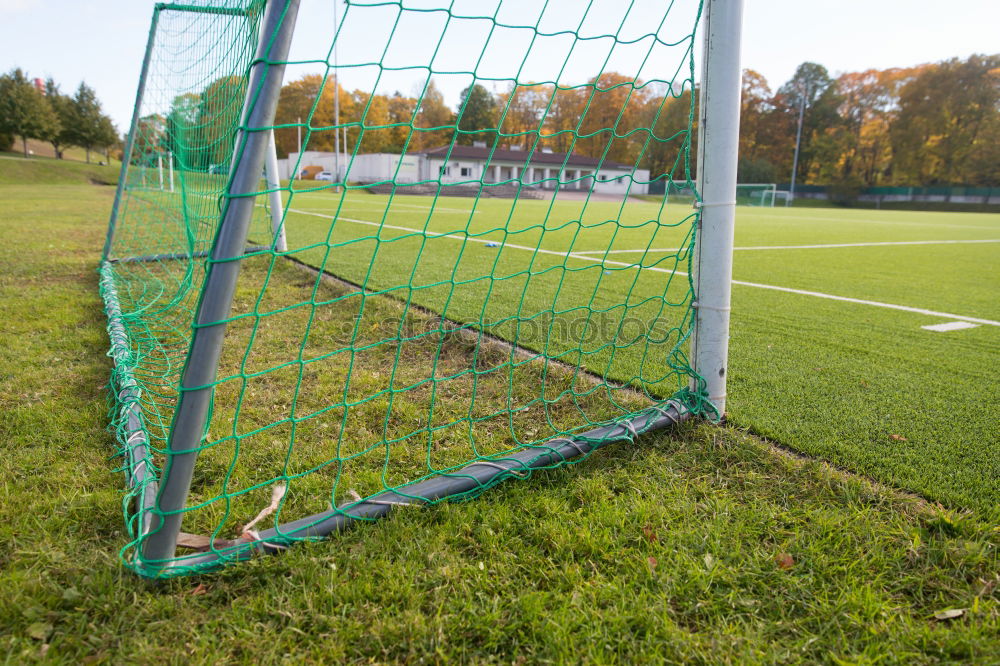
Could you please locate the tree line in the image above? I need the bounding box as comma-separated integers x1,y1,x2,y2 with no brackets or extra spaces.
268,53,997,188
0,68,118,162
740,55,999,189
269,72,694,183
39,51,992,188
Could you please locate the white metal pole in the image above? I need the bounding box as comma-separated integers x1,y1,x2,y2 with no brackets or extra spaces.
265,130,288,252
168,150,175,192
691,0,743,417
789,90,806,204
296,115,302,178
332,0,340,187
157,153,164,190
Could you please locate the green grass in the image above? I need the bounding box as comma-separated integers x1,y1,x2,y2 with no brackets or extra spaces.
266,189,1000,520
0,153,119,185
1,165,999,662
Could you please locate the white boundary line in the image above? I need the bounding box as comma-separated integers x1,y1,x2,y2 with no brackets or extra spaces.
298,201,483,215
282,206,1000,328
574,239,1000,254
756,213,1000,231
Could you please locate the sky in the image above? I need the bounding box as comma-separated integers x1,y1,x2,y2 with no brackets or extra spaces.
0,0,997,132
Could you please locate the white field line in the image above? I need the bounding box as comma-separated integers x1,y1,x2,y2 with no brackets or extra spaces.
574,239,1000,255
294,199,482,214
765,213,998,232
282,205,1000,328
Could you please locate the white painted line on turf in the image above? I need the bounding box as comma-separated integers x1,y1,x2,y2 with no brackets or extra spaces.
281,205,1000,329
726,280,1000,328
574,239,1000,254
764,213,999,232
921,321,980,332
296,201,482,214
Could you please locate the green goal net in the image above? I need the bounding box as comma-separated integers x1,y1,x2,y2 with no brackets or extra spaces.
101,0,723,577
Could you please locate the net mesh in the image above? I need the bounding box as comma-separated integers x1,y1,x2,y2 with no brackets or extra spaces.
101,0,711,577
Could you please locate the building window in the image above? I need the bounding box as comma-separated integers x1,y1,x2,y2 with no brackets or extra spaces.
440,166,451,176
460,167,471,177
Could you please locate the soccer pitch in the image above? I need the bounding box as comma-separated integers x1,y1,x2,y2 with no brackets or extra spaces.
2,172,998,661
272,189,1000,517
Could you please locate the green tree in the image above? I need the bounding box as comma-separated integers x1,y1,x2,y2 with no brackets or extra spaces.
777,62,839,185
456,83,497,146
193,76,247,171
65,82,117,162
163,92,201,169
0,68,60,157
44,78,76,159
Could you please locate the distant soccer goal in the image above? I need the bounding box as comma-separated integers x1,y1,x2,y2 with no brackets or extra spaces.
735,183,777,207
100,0,743,577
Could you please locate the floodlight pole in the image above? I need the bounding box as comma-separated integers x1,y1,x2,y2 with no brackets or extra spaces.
141,0,301,571
691,0,743,417
789,90,806,204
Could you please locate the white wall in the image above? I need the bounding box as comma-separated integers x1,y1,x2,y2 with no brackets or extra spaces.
277,151,649,195
424,157,485,183
277,152,420,183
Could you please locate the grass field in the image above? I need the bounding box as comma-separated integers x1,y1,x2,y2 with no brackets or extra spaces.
268,188,1000,519
1,161,998,662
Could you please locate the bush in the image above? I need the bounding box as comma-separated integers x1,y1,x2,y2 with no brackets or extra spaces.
737,157,777,184
827,177,864,206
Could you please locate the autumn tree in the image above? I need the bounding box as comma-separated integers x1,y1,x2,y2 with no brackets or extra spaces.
497,83,550,151
891,55,1000,186
573,73,651,164
351,91,391,153
411,79,455,150
133,114,166,167
737,69,780,182
386,92,416,153
540,85,585,153
642,87,697,182
273,74,351,157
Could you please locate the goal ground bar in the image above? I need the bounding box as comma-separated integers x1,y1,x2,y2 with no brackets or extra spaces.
138,400,691,576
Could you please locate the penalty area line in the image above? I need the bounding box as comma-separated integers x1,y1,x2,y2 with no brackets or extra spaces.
280,205,1000,329
574,238,1000,254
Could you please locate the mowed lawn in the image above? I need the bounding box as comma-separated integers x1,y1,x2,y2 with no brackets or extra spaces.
1,166,998,663
272,188,1000,519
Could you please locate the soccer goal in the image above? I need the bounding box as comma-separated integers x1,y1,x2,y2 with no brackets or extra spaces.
100,0,743,577
735,183,776,207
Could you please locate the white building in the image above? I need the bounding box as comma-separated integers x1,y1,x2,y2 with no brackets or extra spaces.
279,151,420,183
278,145,649,195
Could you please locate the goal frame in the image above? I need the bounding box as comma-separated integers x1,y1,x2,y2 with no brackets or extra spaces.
740,182,777,206
100,0,744,576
